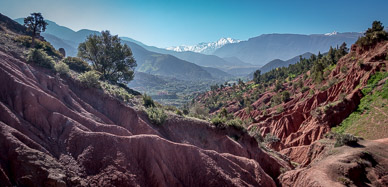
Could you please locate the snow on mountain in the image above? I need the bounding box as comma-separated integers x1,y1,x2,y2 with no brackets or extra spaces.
324,31,338,36
166,37,240,54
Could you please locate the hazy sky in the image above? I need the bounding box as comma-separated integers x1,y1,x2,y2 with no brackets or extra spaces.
1,0,388,47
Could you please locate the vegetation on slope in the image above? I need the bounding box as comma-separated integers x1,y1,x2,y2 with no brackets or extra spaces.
332,72,388,139
195,44,348,116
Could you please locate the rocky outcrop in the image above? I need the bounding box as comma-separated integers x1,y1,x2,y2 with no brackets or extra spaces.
0,33,289,186
246,42,388,155
279,139,388,187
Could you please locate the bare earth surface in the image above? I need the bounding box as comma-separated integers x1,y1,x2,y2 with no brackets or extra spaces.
0,30,289,186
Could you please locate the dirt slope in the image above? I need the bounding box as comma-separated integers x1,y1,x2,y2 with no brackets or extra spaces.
280,139,388,186
0,27,289,186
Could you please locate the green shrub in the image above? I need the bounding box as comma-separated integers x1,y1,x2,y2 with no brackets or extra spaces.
320,85,329,91
326,132,359,147
16,36,62,58
146,107,167,125
340,66,348,74
334,133,359,147
362,72,388,95
264,133,280,143
142,94,155,108
62,57,91,73
301,87,309,93
78,71,101,88
175,109,183,116
211,116,225,127
276,106,284,114
100,82,133,102
281,91,290,102
189,104,209,120
54,61,70,75
248,126,264,143
27,48,55,69
225,118,243,130
356,21,388,48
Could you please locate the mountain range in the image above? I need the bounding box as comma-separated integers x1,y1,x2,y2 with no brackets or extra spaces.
166,37,240,54
14,18,365,79
15,18,233,81
213,32,363,65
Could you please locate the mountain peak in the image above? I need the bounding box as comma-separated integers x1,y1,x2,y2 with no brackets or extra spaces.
166,37,240,54
324,31,338,36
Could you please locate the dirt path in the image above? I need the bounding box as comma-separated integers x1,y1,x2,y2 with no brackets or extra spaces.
373,106,388,117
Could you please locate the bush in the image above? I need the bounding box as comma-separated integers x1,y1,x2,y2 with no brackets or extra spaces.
62,57,91,73
225,118,244,130
264,133,280,143
146,107,167,125
54,61,70,75
281,91,290,102
325,132,359,147
78,71,101,88
211,116,225,127
16,36,62,58
189,104,209,120
271,94,282,106
27,48,55,69
100,82,133,102
175,109,183,116
356,21,388,48
335,133,359,147
340,66,348,74
301,87,310,93
142,94,155,108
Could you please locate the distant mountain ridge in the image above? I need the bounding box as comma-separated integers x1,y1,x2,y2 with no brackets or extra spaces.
213,32,363,65
120,38,252,69
260,52,314,73
166,37,240,54
14,18,221,81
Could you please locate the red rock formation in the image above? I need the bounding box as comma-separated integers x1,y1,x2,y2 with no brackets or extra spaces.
243,42,388,156
279,139,388,186
195,41,388,165
0,31,290,186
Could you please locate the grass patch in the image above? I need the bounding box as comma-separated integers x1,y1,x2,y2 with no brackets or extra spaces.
332,72,388,138
101,82,134,102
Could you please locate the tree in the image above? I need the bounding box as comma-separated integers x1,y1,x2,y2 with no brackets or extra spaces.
24,13,48,47
253,69,261,83
356,21,388,48
78,30,137,84
281,91,290,102
366,21,384,34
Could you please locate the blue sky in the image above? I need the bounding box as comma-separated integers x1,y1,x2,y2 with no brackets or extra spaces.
1,0,388,47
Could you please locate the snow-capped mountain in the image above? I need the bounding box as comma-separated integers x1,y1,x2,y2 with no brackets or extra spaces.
166,37,240,54
324,31,338,36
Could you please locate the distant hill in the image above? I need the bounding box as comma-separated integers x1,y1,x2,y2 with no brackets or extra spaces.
213,33,362,65
121,38,252,68
15,19,99,44
40,33,78,56
201,67,234,80
128,71,168,88
122,40,214,81
15,19,98,56
0,13,26,34
260,52,314,73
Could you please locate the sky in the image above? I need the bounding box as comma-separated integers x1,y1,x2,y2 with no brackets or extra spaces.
1,0,388,48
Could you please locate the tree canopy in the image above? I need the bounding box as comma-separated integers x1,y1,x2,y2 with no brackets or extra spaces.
356,21,388,48
24,12,48,47
78,30,137,84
